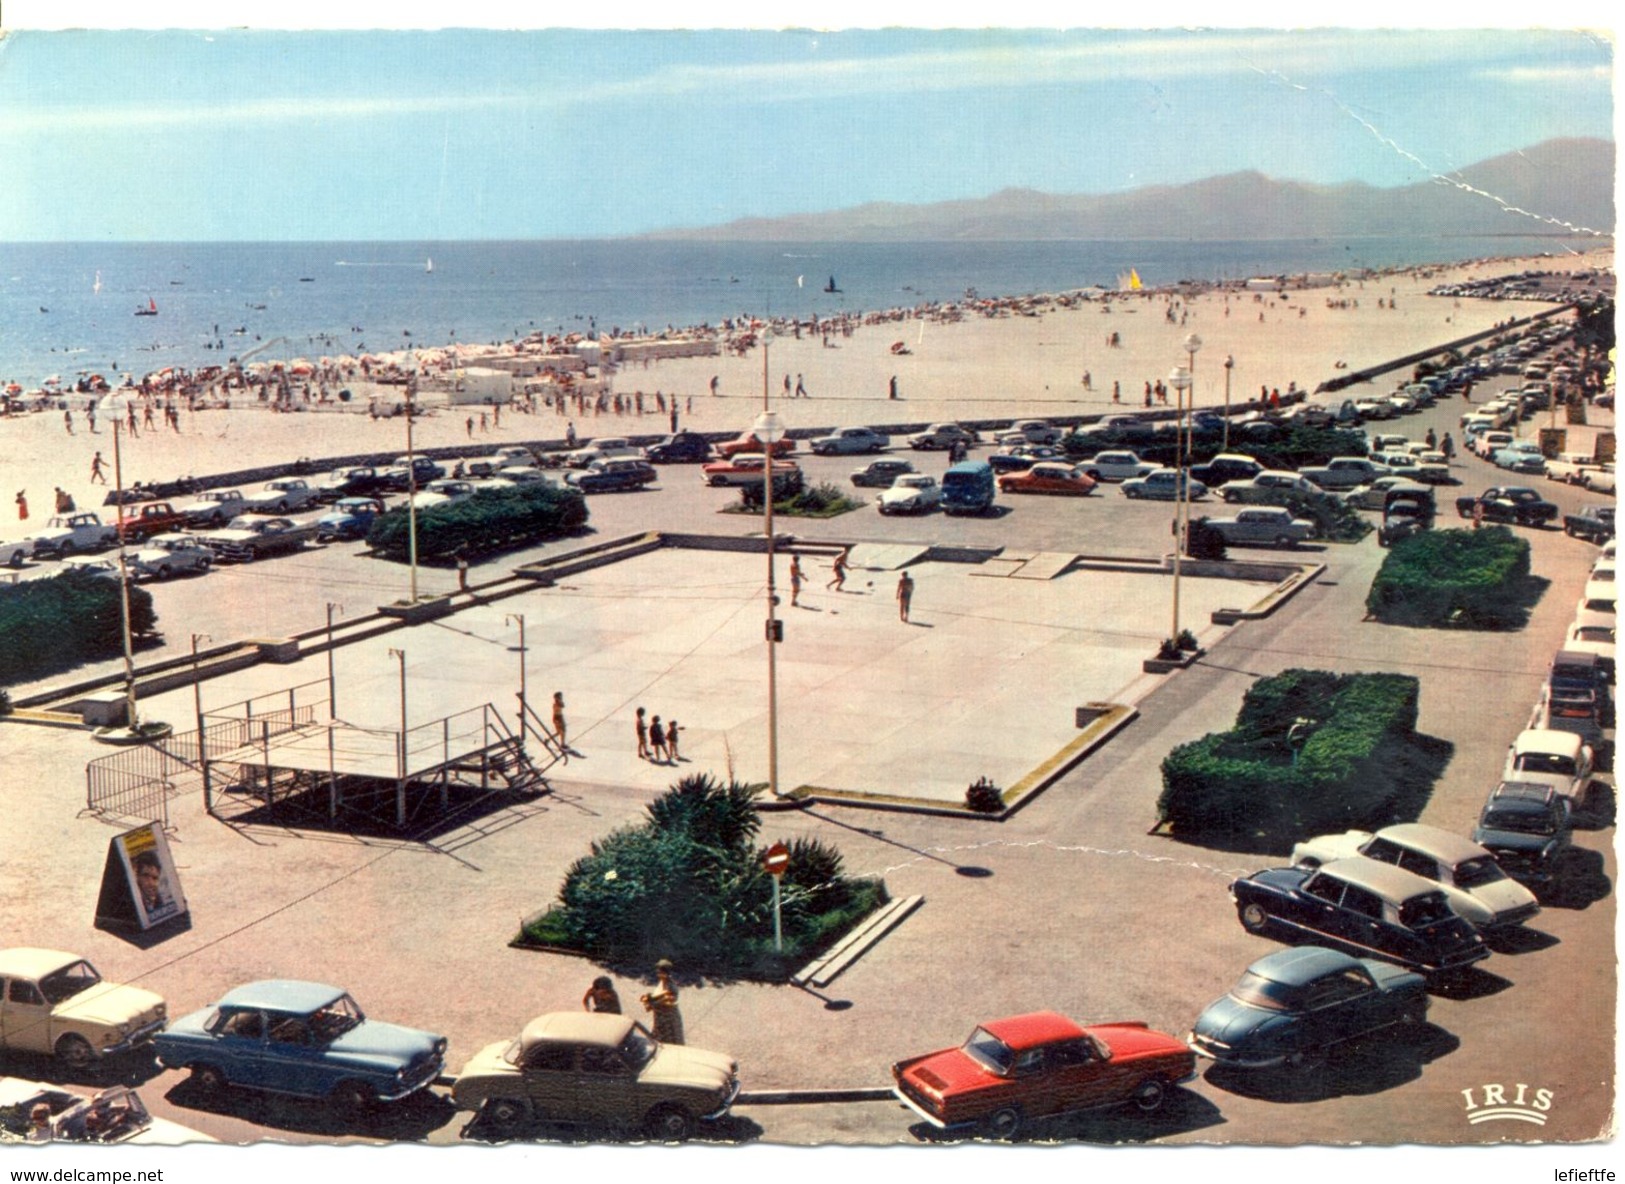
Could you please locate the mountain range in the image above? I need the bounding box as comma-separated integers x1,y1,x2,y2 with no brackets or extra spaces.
643,138,1614,242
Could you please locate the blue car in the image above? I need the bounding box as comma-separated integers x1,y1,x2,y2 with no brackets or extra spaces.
1187,947,1428,1070
314,497,387,542
153,980,447,1109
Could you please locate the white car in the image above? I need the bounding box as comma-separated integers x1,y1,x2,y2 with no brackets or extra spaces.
23,512,118,557
1220,471,1319,502
243,478,319,514
0,538,34,568
179,489,248,527
1503,729,1594,813
414,479,479,509
1122,468,1207,501
127,534,215,580
995,419,1063,447
1079,450,1157,483
0,948,166,1069
1565,622,1615,681
564,437,637,467
1291,823,1539,930
0,1078,215,1145
878,474,943,515
810,427,890,455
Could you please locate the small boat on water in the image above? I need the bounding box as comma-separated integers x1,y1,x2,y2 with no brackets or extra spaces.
824,275,841,293
299,276,315,282
134,297,157,317
425,257,434,273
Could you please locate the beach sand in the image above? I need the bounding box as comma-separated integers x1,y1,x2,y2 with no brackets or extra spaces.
0,249,1611,519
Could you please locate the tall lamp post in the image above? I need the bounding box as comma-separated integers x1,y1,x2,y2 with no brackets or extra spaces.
1222,354,1235,451
1167,364,1193,645
754,340,784,800
506,613,527,755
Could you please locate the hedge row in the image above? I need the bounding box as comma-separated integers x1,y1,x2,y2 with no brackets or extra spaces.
0,571,157,687
1064,425,1370,471
1157,669,1421,840
1365,526,1531,628
366,484,588,561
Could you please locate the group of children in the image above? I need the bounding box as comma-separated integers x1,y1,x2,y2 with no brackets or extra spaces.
634,706,682,764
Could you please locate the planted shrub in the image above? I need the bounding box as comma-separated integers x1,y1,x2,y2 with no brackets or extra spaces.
965,776,1004,813
524,774,886,977
1365,526,1531,628
1184,517,1228,561
0,571,157,685
1157,669,1421,841
366,483,587,561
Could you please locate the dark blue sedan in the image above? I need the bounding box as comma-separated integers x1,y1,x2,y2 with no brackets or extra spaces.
1188,946,1428,1070
153,980,446,1110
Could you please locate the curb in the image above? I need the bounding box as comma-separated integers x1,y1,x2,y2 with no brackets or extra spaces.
736,1088,895,1106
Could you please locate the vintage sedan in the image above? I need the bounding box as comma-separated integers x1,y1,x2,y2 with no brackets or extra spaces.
196,516,315,563
987,445,1066,475
1220,471,1319,503
315,497,387,542
1291,823,1539,930
1205,507,1316,548
878,474,943,515
0,536,33,568
1122,469,1207,501
0,948,167,1070
997,462,1098,497
0,1079,214,1145
126,534,215,580
452,1011,739,1141
850,458,917,488
565,458,659,493
891,1011,1195,1138
810,426,891,455
1229,858,1488,975
1472,782,1573,886
1502,729,1594,813
152,980,446,1109
242,478,320,514
312,466,390,503
1187,946,1428,1071
702,454,802,488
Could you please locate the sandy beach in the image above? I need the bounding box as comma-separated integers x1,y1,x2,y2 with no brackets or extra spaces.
0,248,1611,520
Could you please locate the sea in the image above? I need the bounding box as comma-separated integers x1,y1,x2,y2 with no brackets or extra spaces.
0,235,1603,389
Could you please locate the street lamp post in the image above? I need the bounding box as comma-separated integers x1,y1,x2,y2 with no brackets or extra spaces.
506,613,527,756
1222,354,1235,450
1167,364,1193,646
754,328,784,797
404,402,420,604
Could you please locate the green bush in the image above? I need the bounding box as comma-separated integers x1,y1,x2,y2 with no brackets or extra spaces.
1365,526,1531,628
1184,517,1228,560
525,774,886,978
0,571,157,686
366,483,587,561
1064,425,1368,471
732,477,862,518
1157,669,1421,841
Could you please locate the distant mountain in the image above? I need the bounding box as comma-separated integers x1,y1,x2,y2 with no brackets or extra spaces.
642,138,1614,242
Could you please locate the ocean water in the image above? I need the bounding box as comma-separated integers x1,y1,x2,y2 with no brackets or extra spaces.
0,235,1594,388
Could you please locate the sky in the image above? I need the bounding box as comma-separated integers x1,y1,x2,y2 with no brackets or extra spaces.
0,7,1613,242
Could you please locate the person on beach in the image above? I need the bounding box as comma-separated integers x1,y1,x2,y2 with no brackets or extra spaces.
90,452,107,484
665,719,681,763
465,416,474,438
641,960,684,1045
1081,371,1092,390
636,707,650,760
789,553,804,607
795,374,807,398
54,487,73,513
888,375,898,400
709,375,719,396
1440,433,1455,462
649,715,668,763
87,408,96,433
63,409,73,434
583,975,622,1015
897,570,914,623
1112,381,1121,403
551,692,569,760
14,491,27,521
566,422,578,447
828,547,850,591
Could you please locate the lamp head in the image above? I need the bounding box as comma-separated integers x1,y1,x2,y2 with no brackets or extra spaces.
1183,333,1204,355
1167,365,1193,391
753,409,786,442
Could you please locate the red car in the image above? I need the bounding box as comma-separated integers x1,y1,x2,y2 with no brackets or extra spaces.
714,431,798,459
891,1011,1195,1138
997,463,1099,497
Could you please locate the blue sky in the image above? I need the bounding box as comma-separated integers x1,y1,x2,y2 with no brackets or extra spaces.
0,13,1613,241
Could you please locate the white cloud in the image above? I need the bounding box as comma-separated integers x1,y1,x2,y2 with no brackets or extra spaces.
1475,63,1613,83
1,93,509,133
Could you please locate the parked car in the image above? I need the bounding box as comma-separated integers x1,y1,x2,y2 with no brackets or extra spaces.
126,534,215,580
1229,858,1488,975
1537,649,1612,744
891,1011,1195,1138
1187,946,1428,1071
1078,450,1156,483
1454,487,1558,527
997,462,1098,497
178,489,248,527
114,501,189,543
940,461,996,515
850,458,917,488
1220,471,1318,503
0,1079,213,1145
153,981,445,1110
313,466,390,503
383,456,447,491
451,1011,739,1140
810,426,891,455
23,512,118,557
988,444,1066,474
0,948,166,1069
1352,397,1396,420
0,537,36,568
1122,469,1207,501
243,478,320,514
1299,458,1389,491
564,437,638,468
413,479,479,510
878,474,943,515
315,497,387,542
1565,622,1615,683
565,458,659,493
715,430,797,460
701,454,802,488
994,419,1062,447
1206,507,1316,548
196,516,315,563
1492,441,1547,475
907,423,980,451
1189,453,1264,488
1472,782,1573,886
1502,729,1594,814
642,432,712,464
1290,823,1539,930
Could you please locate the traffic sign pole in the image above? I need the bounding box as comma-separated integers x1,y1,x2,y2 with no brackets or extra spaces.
763,841,790,952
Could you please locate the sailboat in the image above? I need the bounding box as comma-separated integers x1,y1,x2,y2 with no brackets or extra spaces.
425,257,434,274
823,275,841,293
134,296,158,317
93,270,103,295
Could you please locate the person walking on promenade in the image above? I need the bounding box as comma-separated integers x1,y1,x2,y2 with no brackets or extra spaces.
1112,381,1121,403
896,570,914,623
1424,427,1437,450
665,719,681,762
63,409,74,434
86,407,96,433
14,490,27,521
1440,432,1455,462
636,707,651,760
583,975,622,1015
142,403,155,430
90,452,107,484
827,547,850,592
641,960,684,1045
795,374,807,398
53,487,73,513
710,375,719,396
649,715,668,763
789,553,804,607
551,691,569,758
888,375,898,400
566,422,578,448
1082,371,1092,390
465,415,474,438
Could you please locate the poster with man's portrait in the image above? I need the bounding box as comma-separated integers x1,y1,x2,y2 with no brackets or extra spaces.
110,823,188,930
